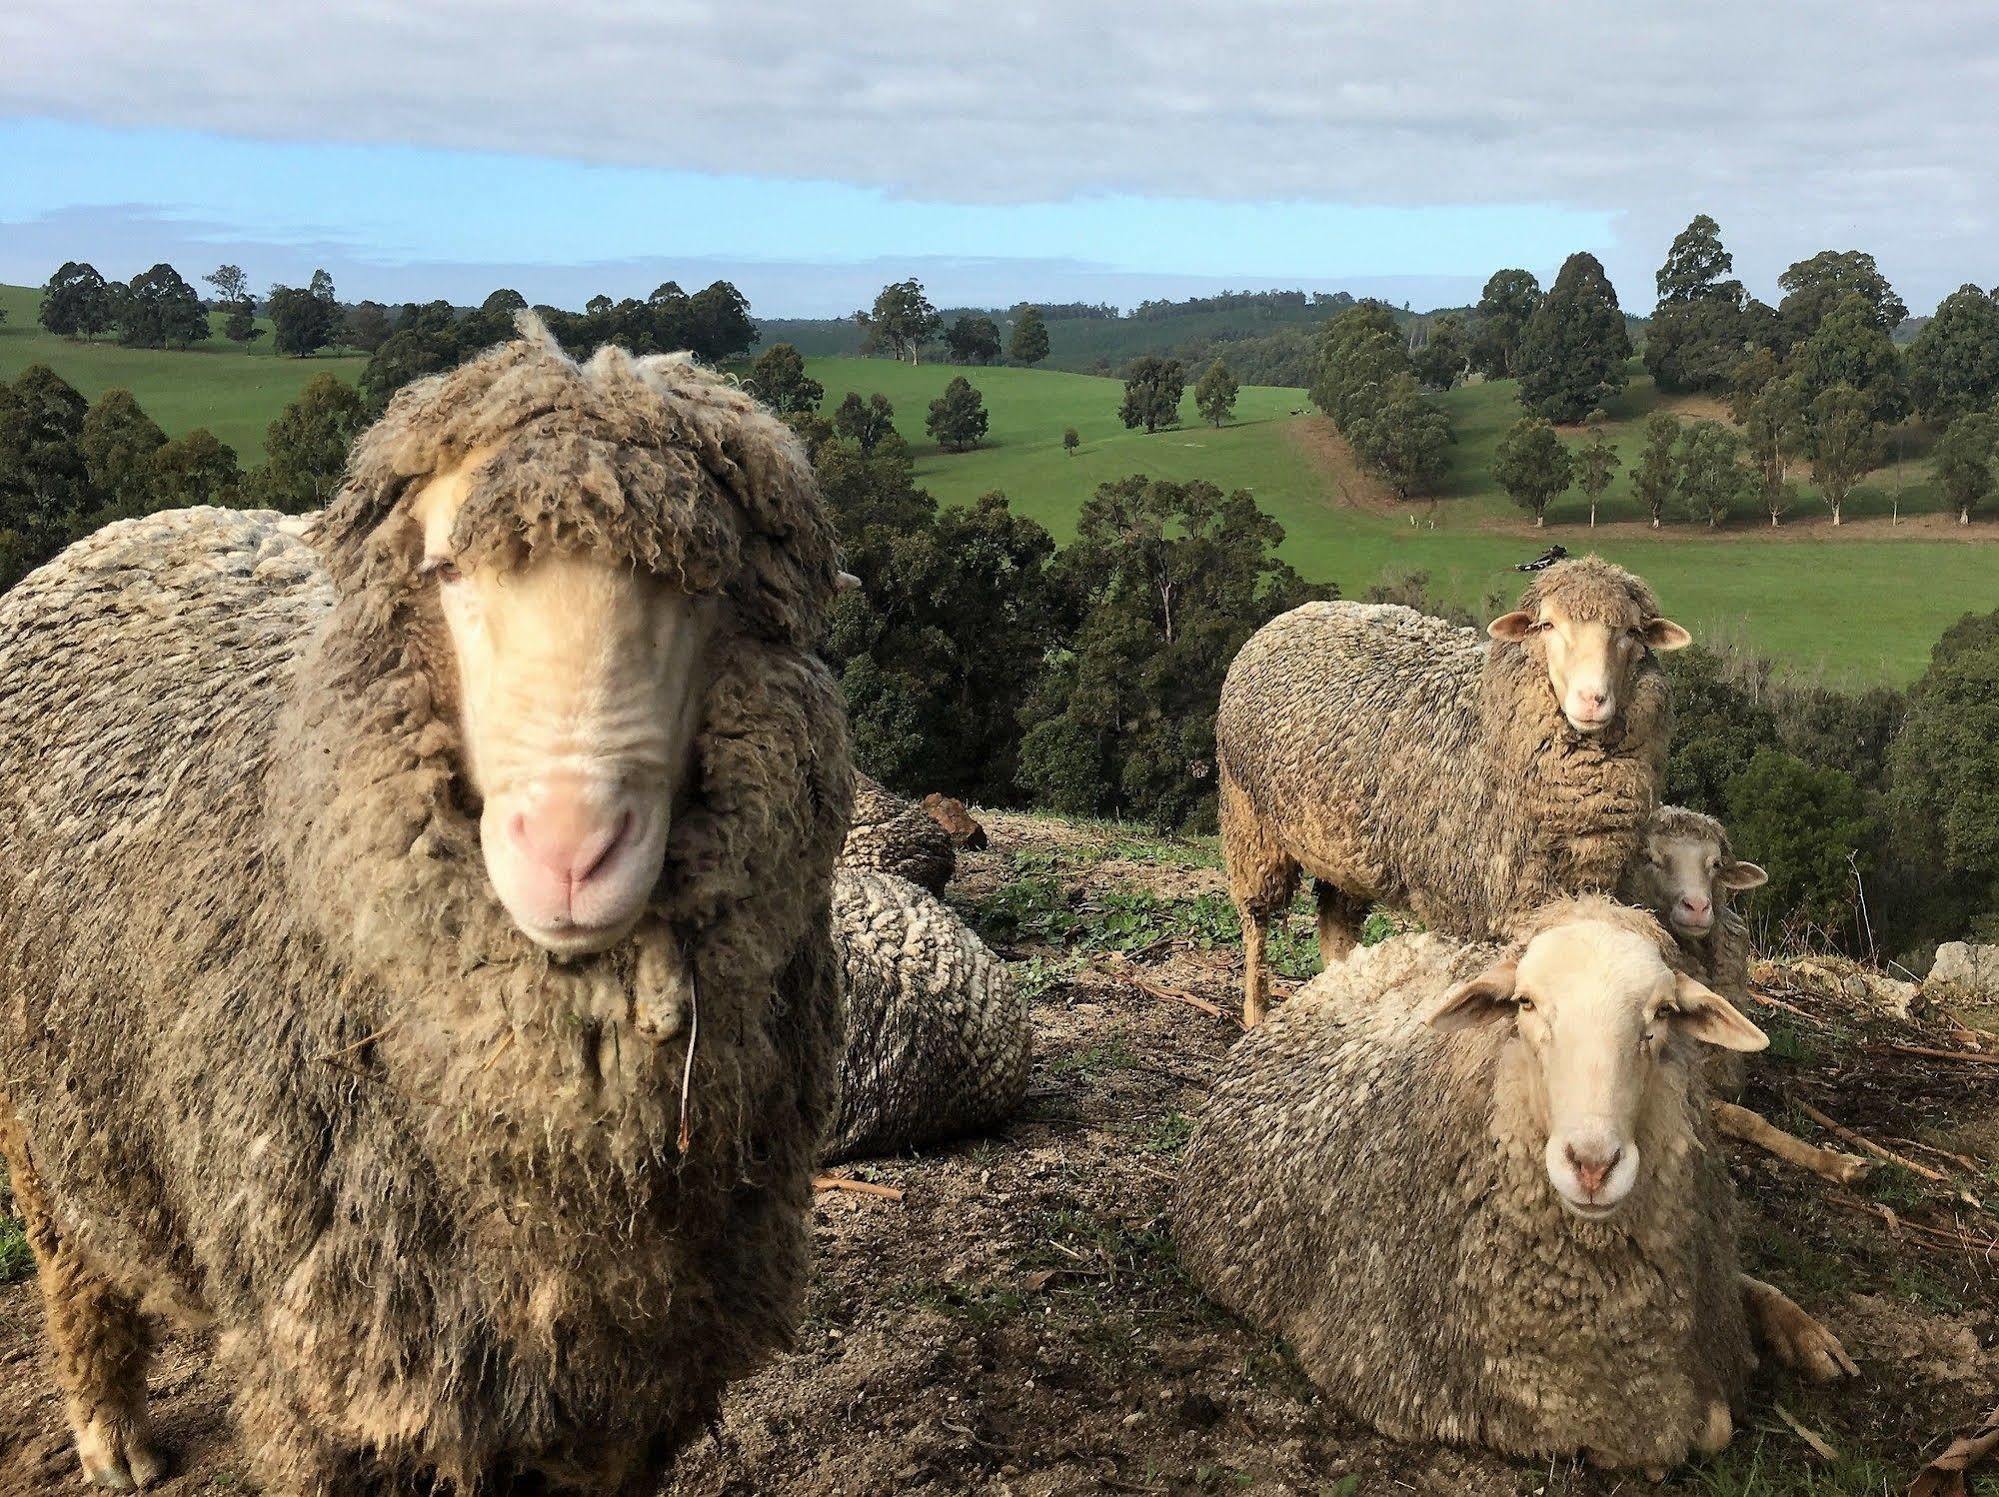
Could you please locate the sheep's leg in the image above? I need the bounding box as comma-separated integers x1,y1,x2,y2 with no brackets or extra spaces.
1220,764,1297,1028
1741,1275,1858,1382
1313,880,1368,966
0,1114,161,1491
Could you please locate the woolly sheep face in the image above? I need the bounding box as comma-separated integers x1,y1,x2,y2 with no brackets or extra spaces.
1631,825,1768,937
1426,919,1767,1219
411,445,718,957
1487,598,1690,735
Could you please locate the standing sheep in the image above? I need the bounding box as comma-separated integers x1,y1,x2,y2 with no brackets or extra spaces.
1219,556,1688,1025
0,320,851,1494
1175,899,1854,1472
839,771,958,893
1620,804,1766,1010
825,870,1029,1161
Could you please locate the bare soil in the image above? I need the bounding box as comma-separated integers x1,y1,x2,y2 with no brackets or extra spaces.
3,814,1996,1495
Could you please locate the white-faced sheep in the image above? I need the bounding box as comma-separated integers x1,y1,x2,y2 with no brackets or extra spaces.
0,319,851,1494
825,869,1028,1161
1620,804,1766,1001
1175,899,1854,1472
1218,556,1688,1025
839,771,957,893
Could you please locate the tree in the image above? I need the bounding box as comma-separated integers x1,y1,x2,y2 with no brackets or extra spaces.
38,262,116,340
1807,384,1877,525
944,315,1003,365
925,376,989,452
1492,415,1574,526
856,279,941,363
747,343,824,415
1352,373,1453,499
0,365,94,571
1777,250,1907,349
1725,749,1877,940
1633,411,1681,528
1193,358,1240,426
1471,269,1541,378
686,281,757,362
267,281,340,358
1654,214,1736,306
1907,284,1999,421
115,264,210,349
343,301,393,353
1063,426,1080,456
360,325,457,413
224,308,264,345
1675,419,1749,528
204,264,252,311
1794,293,1906,423
1410,312,1471,391
77,389,167,517
1931,411,1998,525
833,391,896,452
1573,412,1620,526
1119,357,1185,434
1518,252,1630,423
247,374,369,513
1647,296,1748,395
1016,476,1320,829
146,429,240,511
1008,306,1051,366
1738,375,1804,526
1889,610,1999,928
1661,645,1783,817
1309,302,1405,429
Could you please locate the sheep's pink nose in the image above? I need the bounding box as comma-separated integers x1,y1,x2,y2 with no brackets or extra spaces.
1566,1144,1622,1198
1575,688,1608,713
508,791,631,887
1679,895,1712,920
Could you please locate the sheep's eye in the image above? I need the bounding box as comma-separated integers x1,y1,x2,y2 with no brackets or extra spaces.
1515,997,1535,1014
423,558,463,586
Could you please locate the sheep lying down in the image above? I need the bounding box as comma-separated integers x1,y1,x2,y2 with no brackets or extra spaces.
827,869,1029,1161
1175,898,1853,1472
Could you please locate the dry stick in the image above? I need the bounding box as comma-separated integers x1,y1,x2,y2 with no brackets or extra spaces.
1835,1197,1999,1254
1884,1043,1999,1068
313,1020,405,1064
478,1030,516,1074
1126,971,1229,1024
811,1175,905,1201
1797,1100,1950,1183
1712,1102,1872,1186
1909,1398,1999,1497
1745,988,1820,1021
1774,1402,1839,1461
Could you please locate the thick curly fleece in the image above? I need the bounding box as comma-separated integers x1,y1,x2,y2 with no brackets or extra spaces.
0,318,851,1495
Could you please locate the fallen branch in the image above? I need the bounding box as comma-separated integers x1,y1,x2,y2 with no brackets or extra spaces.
1118,963,1230,1023
1797,1101,1949,1183
1774,1402,1838,1461
1910,1398,1999,1497
1883,1043,1999,1068
1834,1197,1999,1255
1713,1102,1872,1186
811,1174,904,1201
1746,988,1821,1021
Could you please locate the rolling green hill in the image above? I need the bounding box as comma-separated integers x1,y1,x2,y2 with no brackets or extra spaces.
1,279,1988,685
806,355,1994,685
0,283,367,463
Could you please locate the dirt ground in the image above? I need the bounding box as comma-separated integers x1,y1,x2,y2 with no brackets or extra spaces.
3,812,1997,1495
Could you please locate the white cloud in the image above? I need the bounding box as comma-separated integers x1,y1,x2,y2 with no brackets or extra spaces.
6,0,1998,309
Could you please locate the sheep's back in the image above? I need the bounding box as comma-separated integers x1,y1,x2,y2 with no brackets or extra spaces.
825,870,1027,1160
839,773,956,893
1216,601,1487,911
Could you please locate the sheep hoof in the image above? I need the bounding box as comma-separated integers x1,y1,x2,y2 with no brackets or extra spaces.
1697,1400,1734,1455
1747,1278,1859,1382
76,1413,164,1491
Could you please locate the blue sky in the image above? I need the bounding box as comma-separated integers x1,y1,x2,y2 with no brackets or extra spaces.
3,1,1995,317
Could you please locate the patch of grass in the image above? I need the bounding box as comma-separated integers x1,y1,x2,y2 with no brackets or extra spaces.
0,1212,30,1284
1860,1162,1930,1213
1140,1110,1195,1156
1008,953,1080,1001
894,1278,1029,1330
1674,1436,1900,1495
1045,1039,1139,1081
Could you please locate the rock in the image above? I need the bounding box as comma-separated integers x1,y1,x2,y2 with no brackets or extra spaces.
1763,955,1918,1020
1929,941,1999,1000
921,793,987,850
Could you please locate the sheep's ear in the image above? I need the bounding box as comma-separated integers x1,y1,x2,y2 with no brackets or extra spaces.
1662,973,1768,1052
1719,860,1768,891
1487,611,1536,643
1642,617,1693,651
1426,957,1521,1032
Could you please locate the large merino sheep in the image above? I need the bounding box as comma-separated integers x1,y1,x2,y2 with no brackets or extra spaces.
0,319,851,1495
825,869,1029,1161
1174,898,1855,1473
839,770,957,893
1219,556,1688,1025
